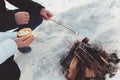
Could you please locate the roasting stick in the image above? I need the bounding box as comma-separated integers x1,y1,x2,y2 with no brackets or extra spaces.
50,19,79,35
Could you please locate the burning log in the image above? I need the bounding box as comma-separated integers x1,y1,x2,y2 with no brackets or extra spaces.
60,37,120,80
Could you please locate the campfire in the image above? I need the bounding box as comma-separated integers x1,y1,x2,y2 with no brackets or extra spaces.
60,37,120,80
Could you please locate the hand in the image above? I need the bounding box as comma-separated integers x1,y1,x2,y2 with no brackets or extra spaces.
40,8,53,20
14,11,30,25
14,36,34,48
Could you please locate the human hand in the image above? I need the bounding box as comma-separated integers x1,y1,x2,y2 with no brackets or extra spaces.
40,8,53,20
14,11,30,25
14,36,34,48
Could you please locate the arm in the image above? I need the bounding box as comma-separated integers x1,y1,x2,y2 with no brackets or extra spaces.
0,35,34,65
0,0,45,28
0,32,17,42
6,0,45,13
0,11,17,30
0,39,18,64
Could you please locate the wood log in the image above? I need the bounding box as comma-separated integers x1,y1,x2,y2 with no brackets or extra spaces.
66,56,78,80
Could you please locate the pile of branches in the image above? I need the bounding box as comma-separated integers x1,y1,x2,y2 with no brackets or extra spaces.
60,37,120,80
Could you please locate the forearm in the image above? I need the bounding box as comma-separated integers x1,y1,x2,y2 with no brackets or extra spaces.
7,0,45,13
0,39,18,64
0,32,17,42
0,11,17,31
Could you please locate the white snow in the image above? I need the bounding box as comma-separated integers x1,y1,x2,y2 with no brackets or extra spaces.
6,0,120,80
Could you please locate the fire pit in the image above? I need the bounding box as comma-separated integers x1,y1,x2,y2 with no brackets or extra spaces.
60,37,120,80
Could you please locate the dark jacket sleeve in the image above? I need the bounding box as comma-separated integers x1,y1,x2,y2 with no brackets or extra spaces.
0,0,45,31
0,11,17,32
6,0,45,13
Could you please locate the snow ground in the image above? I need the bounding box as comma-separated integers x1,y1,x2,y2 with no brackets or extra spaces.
6,0,120,80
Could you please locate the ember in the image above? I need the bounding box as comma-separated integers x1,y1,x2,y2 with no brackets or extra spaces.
60,37,120,80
